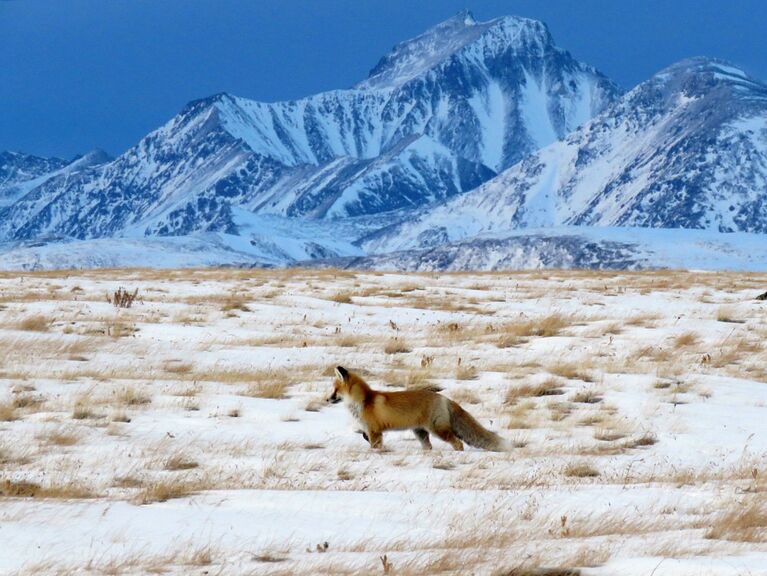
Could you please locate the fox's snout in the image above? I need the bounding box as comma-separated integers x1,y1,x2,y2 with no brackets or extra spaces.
326,390,342,404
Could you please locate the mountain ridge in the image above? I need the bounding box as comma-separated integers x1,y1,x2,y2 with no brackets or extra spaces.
362,56,767,256
0,11,617,246
0,13,764,272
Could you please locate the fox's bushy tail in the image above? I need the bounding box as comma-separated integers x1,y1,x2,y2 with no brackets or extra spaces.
448,400,508,451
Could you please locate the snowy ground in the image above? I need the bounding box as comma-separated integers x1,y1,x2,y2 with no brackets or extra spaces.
1,268,766,575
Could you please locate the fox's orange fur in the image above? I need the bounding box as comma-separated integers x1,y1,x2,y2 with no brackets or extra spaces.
327,366,507,451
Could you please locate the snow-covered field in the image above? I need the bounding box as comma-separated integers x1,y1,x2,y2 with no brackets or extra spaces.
1,268,766,575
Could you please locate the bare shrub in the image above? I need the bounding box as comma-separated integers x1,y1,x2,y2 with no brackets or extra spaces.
107,287,139,309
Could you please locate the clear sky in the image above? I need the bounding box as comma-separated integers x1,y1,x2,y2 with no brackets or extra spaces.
2,0,765,159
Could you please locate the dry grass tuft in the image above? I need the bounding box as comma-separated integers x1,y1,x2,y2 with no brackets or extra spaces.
450,388,481,405
625,432,658,448
106,319,137,338
405,370,440,392
72,395,100,420
337,467,354,481
716,306,743,324
570,389,603,404
384,339,411,354
455,364,478,381
0,478,96,499
165,361,194,375
36,428,80,446
498,313,572,342
505,378,564,403
242,371,293,399
221,292,250,312
0,400,18,422
593,428,627,442
12,394,43,411
337,334,362,348
564,462,600,478
674,332,699,348
116,386,152,407
706,497,767,542
329,292,353,304
531,313,571,337
16,315,51,332
134,478,204,504
164,454,199,471
547,361,594,382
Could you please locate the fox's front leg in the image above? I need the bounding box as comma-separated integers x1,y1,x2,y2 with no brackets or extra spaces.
367,430,383,449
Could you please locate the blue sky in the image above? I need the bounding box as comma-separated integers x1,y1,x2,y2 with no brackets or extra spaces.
2,0,766,159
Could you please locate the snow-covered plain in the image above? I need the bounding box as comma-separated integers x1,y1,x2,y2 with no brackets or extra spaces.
1,268,766,575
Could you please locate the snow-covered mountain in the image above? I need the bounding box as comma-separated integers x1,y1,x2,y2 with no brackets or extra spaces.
0,149,112,209
2,13,766,272
0,11,617,243
364,58,767,254
0,151,66,191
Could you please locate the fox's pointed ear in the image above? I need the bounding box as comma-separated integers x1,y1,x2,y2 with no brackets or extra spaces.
335,366,348,382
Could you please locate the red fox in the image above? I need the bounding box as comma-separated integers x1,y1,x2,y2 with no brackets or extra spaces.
327,366,508,451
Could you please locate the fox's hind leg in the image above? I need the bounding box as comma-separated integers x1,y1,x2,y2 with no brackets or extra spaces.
368,430,383,449
413,428,432,450
434,427,464,451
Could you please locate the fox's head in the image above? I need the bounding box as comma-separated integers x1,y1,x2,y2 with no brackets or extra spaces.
327,365,350,404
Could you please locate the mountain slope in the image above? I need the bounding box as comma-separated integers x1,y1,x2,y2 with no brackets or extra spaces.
364,58,767,254
0,151,68,206
0,11,618,243
332,227,767,272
